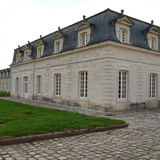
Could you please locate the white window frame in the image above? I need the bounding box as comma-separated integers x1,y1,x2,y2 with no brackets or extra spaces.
151,37,156,50
81,33,88,46
150,74,156,99
119,71,127,99
56,41,61,53
37,46,44,58
6,82,8,92
37,76,42,95
24,77,28,93
119,29,126,43
55,74,61,96
16,54,20,63
79,71,88,98
16,78,19,93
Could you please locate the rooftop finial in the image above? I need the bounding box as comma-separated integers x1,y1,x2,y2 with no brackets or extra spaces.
58,27,61,31
18,45,20,48
121,9,124,15
151,20,154,25
40,35,42,39
83,15,86,20
28,41,30,44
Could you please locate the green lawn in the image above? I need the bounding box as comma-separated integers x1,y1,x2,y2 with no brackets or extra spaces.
0,92,10,97
0,99,125,139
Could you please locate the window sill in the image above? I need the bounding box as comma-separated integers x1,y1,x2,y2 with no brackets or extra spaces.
78,97,89,101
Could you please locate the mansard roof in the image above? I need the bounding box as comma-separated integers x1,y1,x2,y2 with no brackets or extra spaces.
11,8,160,65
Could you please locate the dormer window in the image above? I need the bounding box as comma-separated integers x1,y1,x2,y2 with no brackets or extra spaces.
113,11,133,44
53,27,65,53
151,37,156,50
35,35,45,58
37,46,43,57
75,16,92,47
56,41,61,53
22,42,32,61
15,47,22,63
16,54,20,63
119,29,126,43
146,24,160,51
81,33,88,46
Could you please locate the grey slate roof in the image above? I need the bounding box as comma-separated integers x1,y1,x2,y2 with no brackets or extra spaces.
11,8,160,65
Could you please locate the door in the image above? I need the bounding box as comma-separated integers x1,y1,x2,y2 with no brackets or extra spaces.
24,77,28,99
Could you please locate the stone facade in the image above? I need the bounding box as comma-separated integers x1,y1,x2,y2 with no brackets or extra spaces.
7,9,160,111
0,68,11,93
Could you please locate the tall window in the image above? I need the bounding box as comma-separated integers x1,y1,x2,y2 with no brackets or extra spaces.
6,83,8,92
24,77,28,93
119,30,126,43
56,41,61,53
0,83,1,90
16,78,19,93
37,76,42,95
150,74,156,98
81,33,88,46
119,71,127,99
80,71,88,97
55,74,61,96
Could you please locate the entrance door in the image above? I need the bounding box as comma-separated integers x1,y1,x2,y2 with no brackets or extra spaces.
24,77,28,99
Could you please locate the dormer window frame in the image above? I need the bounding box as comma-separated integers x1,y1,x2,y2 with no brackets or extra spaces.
75,20,91,47
37,46,44,58
22,43,32,61
147,26,160,51
53,29,65,53
114,16,133,44
119,28,127,43
81,32,88,46
35,38,45,58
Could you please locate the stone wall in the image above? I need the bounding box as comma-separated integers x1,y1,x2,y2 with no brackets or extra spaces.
11,41,160,111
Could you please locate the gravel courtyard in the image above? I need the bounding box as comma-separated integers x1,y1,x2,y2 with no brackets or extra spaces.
0,98,160,160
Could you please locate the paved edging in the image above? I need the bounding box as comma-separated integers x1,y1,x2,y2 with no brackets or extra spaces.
0,123,128,145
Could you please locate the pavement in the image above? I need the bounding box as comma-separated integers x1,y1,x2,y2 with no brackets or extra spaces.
0,97,160,160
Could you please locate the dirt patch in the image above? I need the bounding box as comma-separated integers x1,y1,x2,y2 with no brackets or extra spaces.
0,124,5,126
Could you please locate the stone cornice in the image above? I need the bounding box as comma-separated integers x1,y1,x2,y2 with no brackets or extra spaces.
11,40,160,68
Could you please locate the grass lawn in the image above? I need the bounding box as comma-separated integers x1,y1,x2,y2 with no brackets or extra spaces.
0,99,125,139
0,92,10,97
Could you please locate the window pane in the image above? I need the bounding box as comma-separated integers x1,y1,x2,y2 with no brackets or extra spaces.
80,71,88,97
119,71,127,99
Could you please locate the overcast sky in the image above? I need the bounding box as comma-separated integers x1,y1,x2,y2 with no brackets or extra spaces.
0,0,160,69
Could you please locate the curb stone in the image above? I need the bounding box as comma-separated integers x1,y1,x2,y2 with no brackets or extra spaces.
0,123,128,145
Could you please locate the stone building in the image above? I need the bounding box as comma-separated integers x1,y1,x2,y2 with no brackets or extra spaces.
0,68,11,93
9,9,160,111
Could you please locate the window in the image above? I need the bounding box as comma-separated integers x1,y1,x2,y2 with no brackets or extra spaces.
37,46,43,57
6,83,8,91
81,33,88,46
24,77,28,93
16,78,19,93
0,83,1,90
119,71,127,99
56,41,61,53
3,83,4,91
16,54,20,63
37,76,42,95
80,71,88,97
151,38,156,50
150,74,156,99
119,29,126,43
55,74,61,96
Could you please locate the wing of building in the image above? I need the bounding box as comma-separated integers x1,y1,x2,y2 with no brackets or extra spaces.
4,8,160,111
